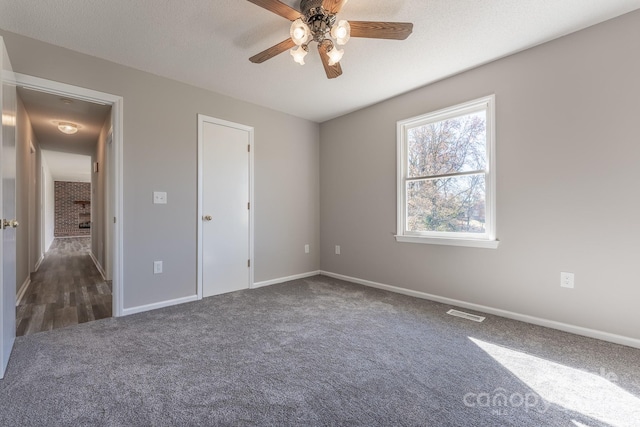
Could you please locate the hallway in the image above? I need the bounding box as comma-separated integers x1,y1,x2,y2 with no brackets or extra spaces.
16,237,112,336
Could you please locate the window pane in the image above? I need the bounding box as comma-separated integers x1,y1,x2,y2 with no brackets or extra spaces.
407,175,486,233
407,111,486,178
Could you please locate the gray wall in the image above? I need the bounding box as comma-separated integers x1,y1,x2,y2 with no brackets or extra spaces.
1,30,320,309
91,114,111,273
320,11,640,339
41,157,54,253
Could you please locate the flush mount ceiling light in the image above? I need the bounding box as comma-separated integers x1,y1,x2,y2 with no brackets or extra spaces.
248,0,413,79
57,122,78,134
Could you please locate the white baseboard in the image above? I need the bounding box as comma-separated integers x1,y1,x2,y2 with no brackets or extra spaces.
122,294,199,316
121,271,321,318
34,254,44,271
89,252,107,281
252,270,321,289
16,276,31,306
320,271,640,350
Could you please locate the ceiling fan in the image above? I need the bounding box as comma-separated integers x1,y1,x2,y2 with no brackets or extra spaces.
247,0,413,79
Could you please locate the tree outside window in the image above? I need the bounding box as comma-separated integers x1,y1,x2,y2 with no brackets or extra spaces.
396,96,497,248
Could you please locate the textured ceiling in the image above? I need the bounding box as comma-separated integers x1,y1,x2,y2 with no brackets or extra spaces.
2,0,640,122
41,150,92,183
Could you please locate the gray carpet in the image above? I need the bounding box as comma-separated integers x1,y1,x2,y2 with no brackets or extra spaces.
1,276,638,426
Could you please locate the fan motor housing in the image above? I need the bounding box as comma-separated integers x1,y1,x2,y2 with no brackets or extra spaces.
300,0,336,41
300,0,324,15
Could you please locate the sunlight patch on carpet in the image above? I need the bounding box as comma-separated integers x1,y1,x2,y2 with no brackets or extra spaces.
469,337,640,427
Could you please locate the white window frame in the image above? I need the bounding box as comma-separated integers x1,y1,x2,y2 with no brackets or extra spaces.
395,95,498,249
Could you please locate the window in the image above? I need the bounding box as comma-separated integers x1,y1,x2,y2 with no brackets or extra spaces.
396,95,498,248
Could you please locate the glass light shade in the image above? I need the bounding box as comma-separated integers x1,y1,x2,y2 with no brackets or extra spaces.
290,45,308,65
327,47,344,66
331,20,351,45
290,19,311,46
58,122,78,134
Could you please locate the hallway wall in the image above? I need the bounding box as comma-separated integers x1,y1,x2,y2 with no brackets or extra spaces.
15,96,40,293
91,113,112,275
41,157,54,252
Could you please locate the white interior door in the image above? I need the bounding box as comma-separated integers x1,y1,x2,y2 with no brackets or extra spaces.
0,36,17,379
199,116,253,297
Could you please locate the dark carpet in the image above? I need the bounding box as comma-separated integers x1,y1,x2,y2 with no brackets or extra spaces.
1,275,639,426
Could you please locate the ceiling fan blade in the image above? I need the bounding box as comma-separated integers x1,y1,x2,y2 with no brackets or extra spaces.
246,0,301,21
249,38,296,63
318,42,343,79
349,21,413,40
323,0,349,14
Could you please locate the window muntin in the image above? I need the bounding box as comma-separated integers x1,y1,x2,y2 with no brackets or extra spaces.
397,96,496,245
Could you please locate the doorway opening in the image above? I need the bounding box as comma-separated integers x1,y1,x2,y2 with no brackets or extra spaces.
7,72,124,334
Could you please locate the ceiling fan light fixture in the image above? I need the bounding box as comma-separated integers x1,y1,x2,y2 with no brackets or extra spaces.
246,0,413,79
290,45,308,65
327,46,344,66
290,19,311,46
57,122,78,135
331,20,350,45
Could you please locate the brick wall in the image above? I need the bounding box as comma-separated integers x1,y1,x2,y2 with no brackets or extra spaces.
54,181,91,237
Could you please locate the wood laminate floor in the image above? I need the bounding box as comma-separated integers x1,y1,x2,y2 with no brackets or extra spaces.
16,237,112,336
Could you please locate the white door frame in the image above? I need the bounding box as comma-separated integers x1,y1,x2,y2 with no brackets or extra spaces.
6,72,125,317
196,114,254,299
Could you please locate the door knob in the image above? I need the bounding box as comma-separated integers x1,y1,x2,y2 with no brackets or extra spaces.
203,215,212,221
10,220,19,228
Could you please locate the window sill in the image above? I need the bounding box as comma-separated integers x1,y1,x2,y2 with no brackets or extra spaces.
394,235,500,249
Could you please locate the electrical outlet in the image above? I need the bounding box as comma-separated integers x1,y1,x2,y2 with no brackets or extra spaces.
153,191,167,204
560,272,574,289
154,261,163,274
304,244,310,254
335,245,341,255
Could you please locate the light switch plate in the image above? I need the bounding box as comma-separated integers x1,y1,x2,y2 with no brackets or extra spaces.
153,191,167,204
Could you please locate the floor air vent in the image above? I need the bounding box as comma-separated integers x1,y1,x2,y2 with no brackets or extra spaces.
447,309,485,323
